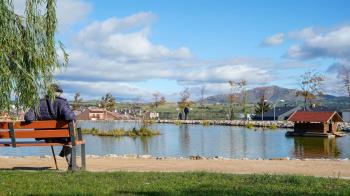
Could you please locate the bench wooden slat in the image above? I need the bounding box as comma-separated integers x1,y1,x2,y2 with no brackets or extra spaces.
0,142,66,147
0,120,86,171
0,120,69,129
0,140,85,147
0,130,70,139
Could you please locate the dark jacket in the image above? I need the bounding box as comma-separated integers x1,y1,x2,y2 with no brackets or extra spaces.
184,107,189,114
25,96,75,122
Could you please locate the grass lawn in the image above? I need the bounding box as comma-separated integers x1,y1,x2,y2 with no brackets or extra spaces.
0,171,349,195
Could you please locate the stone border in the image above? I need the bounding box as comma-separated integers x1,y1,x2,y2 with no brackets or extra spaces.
157,119,350,131
158,119,294,128
1,154,349,161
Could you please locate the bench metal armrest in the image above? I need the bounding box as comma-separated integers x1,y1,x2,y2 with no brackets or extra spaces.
68,121,76,146
8,123,16,147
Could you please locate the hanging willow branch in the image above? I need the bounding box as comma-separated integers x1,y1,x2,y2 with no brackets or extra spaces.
0,0,68,112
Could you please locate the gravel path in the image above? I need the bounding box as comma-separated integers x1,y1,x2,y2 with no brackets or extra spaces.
1,156,349,178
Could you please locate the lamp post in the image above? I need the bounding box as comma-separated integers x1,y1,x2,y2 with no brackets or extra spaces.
261,99,267,121
273,100,285,121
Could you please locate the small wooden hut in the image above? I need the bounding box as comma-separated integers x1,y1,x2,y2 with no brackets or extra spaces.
286,111,344,137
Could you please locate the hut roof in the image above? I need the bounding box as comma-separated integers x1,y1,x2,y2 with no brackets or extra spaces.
287,111,343,123
88,108,107,113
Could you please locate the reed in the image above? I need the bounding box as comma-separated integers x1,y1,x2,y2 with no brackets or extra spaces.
81,127,160,137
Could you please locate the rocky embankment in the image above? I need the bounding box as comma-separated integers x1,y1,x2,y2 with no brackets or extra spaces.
157,119,350,131
158,119,294,128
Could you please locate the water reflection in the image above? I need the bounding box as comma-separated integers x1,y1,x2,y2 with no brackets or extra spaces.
140,137,150,154
1,121,349,159
293,137,341,158
179,124,190,155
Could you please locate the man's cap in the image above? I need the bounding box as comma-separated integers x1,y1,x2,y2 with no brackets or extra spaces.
51,83,63,93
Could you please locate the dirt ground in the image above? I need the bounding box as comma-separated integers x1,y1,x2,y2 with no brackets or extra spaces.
0,156,350,178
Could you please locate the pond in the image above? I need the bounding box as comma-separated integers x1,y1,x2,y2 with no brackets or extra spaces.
1,120,350,159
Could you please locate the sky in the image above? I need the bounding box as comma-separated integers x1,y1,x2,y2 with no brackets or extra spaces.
15,0,350,101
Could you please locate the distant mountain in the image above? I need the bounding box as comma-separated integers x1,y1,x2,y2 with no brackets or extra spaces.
205,86,297,103
205,85,350,108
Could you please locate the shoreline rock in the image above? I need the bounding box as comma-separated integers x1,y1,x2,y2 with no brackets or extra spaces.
2,154,349,161
157,119,294,129
157,119,350,131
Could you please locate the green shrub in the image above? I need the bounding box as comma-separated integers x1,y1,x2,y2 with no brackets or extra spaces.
174,120,182,125
245,123,254,129
201,120,210,126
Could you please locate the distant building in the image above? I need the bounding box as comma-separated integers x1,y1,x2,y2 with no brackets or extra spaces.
149,112,159,119
76,108,130,120
253,106,300,121
286,111,344,137
340,109,350,122
301,105,341,113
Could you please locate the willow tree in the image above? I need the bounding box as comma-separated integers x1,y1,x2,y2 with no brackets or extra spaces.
0,0,68,113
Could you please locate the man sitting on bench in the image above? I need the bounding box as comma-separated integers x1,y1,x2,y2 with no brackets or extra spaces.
24,83,76,168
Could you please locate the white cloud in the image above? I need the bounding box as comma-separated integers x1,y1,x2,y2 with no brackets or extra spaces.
288,27,317,39
56,12,284,100
75,12,191,61
13,0,92,30
178,64,270,84
56,0,92,30
78,12,156,36
58,80,151,100
261,33,284,46
287,25,350,60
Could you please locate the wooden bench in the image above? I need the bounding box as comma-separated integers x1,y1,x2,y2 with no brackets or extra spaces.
0,120,86,171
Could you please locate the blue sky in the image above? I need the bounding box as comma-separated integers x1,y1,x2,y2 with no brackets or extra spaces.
16,0,350,101
87,0,349,59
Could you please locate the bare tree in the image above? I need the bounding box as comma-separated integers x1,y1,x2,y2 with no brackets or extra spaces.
99,93,117,111
296,71,325,110
178,88,192,110
159,96,166,106
228,80,239,120
152,92,166,109
129,96,143,118
237,80,248,120
337,65,350,105
152,92,161,109
199,85,206,120
72,92,83,110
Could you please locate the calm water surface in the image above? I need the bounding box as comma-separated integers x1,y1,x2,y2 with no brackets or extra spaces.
1,121,350,159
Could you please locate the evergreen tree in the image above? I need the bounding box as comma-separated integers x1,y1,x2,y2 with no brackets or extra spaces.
254,98,271,116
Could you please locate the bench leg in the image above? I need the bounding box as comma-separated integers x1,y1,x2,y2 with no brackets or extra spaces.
50,146,58,170
71,146,77,171
81,143,86,170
